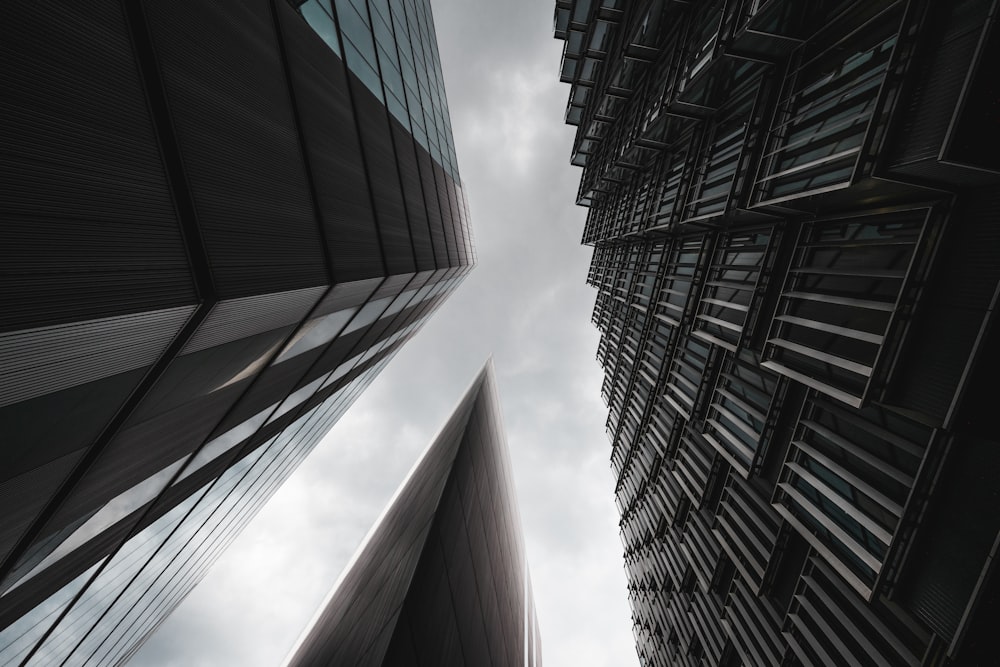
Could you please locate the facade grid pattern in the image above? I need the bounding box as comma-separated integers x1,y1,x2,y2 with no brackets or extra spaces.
554,0,1000,665
0,0,472,663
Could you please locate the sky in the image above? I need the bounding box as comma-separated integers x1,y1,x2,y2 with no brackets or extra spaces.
132,0,640,665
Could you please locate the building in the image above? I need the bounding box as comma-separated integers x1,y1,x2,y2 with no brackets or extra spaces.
283,361,542,667
0,0,472,663
554,0,999,665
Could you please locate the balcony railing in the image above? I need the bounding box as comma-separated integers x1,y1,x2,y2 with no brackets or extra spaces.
722,577,787,667
664,335,715,421
760,206,935,408
713,471,781,592
783,557,929,665
673,427,717,507
703,350,782,478
692,227,776,351
680,97,757,224
751,3,905,207
653,235,709,330
681,508,725,594
774,394,935,600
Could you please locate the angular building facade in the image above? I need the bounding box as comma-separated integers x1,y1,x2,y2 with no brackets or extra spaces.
554,0,999,665
0,0,471,663
283,362,542,667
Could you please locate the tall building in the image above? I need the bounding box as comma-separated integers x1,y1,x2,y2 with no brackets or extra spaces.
283,362,542,667
0,0,471,663
554,0,999,665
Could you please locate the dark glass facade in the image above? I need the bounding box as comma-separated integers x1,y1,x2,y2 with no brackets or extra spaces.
554,1,1000,665
0,0,471,663
284,362,542,667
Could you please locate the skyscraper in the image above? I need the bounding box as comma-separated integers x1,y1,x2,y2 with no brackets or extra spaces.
0,0,471,663
283,362,542,667
554,0,999,665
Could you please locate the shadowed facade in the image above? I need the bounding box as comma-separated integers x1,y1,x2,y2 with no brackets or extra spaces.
0,0,472,663
553,0,1000,665
285,363,542,667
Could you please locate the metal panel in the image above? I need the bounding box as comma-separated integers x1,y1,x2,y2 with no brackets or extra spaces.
0,0,196,332
143,0,327,297
351,73,417,276
0,306,195,408
180,287,326,355
276,2,385,282
391,120,437,271
417,148,449,268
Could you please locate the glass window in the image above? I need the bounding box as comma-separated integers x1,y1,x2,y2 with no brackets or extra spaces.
299,0,340,55
266,376,326,425
343,39,384,101
341,294,393,335
274,306,359,364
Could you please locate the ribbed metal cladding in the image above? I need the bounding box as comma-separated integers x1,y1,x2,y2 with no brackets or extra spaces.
310,278,383,318
275,2,385,283
898,331,1000,643
350,76,417,277
441,171,468,266
886,188,1000,425
284,365,540,667
142,0,327,298
446,182,464,266
391,122,438,271
417,149,449,267
0,0,474,659
432,161,459,267
456,182,474,264
0,306,195,409
0,0,196,332
885,0,997,185
180,287,326,355
942,9,1000,175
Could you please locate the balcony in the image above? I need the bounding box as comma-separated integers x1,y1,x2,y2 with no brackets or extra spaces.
680,508,725,594
751,3,907,208
691,227,777,352
774,394,935,600
672,427,717,507
725,0,840,62
643,130,697,233
783,557,929,665
703,349,783,478
664,336,714,421
760,206,937,408
652,234,709,329
723,578,787,667
713,471,782,592
624,0,668,62
671,0,768,113
688,589,728,664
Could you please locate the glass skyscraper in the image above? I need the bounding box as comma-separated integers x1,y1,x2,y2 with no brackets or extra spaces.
0,0,471,663
554,0,1000,665
284,362,542,667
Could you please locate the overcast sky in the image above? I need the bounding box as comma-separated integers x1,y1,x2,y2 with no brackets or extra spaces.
132,1,639,665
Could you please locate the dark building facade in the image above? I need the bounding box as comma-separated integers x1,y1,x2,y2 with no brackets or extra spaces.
554,0,1000,665
283,362,542,667
0,0,471,663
